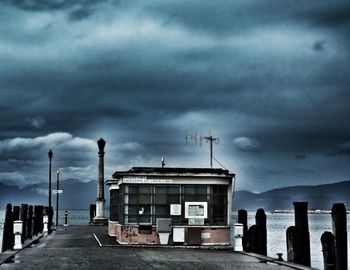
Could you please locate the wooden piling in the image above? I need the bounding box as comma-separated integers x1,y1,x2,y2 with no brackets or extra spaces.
13,205,20,221
238,209,248,251
255,208,267,256
293,202,311,266
33,205,40,235
20,204,28,242
247,225,259,253
1,203,13,252
27,205,33,239
286,226,296,262
331,203,347,270
321,231,335,270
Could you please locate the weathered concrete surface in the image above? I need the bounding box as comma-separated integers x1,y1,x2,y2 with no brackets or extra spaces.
0,226,314,270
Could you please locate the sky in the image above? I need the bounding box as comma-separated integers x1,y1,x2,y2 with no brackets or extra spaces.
0,0,350,193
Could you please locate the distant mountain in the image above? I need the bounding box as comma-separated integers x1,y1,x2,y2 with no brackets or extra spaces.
233,180,350,211
0,179,109,210
1,179,349,211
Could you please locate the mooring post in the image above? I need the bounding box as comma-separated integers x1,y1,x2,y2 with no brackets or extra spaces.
27,205,33,239
13,205,20,221
38,205,44,232
332,203,347,270
286,226,296,262
321,231,335,270
234,223,244,251
64,210,69,226
90,204,96,222
238,209,248,251
247,225,259,253
33,205,39,235
256,208,267,256
293,202,311,266
1,203,13,252
20,204,28,242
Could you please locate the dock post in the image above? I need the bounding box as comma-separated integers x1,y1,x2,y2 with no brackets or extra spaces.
64,210,69,226
13,221,23,249
13,205,20,221
1,203,13,252
293,202,311,266
234,223,244,251
286,226,296,262
238,209,248,251
321,231,335,270
27,205,33,239
332,203,347,270
256,208,267,256
247,225,259,253
20,204,28,242
43,214,49,233
33,205,39,235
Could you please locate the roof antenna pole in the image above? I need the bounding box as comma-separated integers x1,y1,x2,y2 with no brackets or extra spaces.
186,130,219,168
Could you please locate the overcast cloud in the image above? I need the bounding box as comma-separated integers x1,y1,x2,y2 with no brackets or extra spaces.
0,0,349,192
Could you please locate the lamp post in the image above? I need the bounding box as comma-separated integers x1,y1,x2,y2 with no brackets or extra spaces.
56,170,60,227
48,149,53,231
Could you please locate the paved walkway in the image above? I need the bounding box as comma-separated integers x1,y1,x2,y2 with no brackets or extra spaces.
0,226,315,270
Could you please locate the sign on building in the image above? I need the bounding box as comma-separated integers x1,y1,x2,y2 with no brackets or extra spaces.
185,202,208,219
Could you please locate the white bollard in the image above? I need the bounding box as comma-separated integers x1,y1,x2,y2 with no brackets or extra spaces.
43,215,48,233
13,221,23,249
64,211,68,227
234,223,244,251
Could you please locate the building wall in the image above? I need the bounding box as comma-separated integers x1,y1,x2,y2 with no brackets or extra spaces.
108,221,230,245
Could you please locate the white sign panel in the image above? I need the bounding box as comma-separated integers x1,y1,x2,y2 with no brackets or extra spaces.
123,177,172,184
170,204,181,216
185,202,208,219
189,218,204,225
53,190,63,194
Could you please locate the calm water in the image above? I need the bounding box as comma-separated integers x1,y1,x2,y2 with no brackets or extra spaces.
231,212,350,270
1,209,349,269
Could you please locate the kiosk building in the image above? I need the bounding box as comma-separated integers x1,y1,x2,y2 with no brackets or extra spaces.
107,167,235,246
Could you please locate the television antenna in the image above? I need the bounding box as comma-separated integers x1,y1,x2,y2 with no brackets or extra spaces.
186,130,219,168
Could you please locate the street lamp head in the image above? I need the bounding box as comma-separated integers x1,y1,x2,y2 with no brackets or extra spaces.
97,138,106,152
48,149,53,159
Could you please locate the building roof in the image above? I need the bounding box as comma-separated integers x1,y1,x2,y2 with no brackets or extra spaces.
112,167,234,179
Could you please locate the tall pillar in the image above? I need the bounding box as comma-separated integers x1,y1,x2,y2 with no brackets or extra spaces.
93,138,108,225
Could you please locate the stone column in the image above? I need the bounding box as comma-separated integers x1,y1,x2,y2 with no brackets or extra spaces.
93,138,108,225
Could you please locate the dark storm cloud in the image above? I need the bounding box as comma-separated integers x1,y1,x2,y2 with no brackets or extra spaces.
1,1,350,191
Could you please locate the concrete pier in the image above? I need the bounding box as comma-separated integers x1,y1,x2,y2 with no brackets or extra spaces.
0,225,315,270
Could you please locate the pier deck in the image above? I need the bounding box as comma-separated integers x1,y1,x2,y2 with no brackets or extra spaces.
0,225,313,270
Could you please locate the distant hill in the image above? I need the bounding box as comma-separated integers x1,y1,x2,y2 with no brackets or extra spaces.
233,180,350,211
0,179,109,210
1,179,349,211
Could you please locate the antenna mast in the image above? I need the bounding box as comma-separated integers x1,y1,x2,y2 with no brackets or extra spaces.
186,130,219,168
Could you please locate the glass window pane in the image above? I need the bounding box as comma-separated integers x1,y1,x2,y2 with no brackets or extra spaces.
168,195,180,204
155,194,167,204
129,186,138,194
155,205,168,216
140,185,151,193
168,186,180,194
155,186,167,194
140,194,151,204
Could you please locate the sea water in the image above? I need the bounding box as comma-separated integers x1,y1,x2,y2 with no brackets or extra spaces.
231,212,350,270
1,209,349,269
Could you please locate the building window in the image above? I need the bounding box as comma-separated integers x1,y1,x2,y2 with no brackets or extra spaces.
110,189,119,221
122,184,228,226
210,185,227,225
